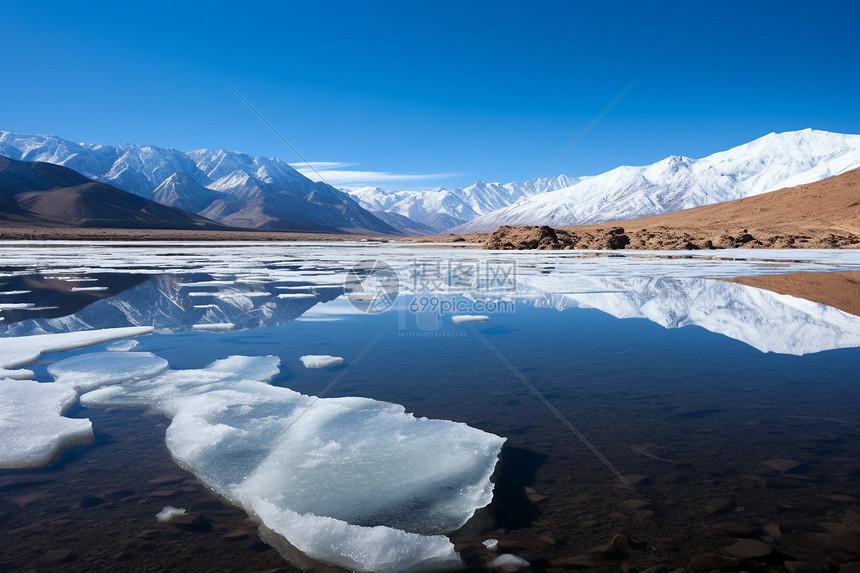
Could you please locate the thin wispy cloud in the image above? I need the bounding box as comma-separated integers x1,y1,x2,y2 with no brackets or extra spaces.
290,161,460,188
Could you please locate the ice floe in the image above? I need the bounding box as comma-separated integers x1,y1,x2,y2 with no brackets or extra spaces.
48,352,169,393
71,286,109,292
277,293,316,299
213,291,271,298
0,368,35,380
106,339,139,352
0,303,35,309
192,323,236,332
0,379,93,468
451,315,490,324
0,327,154,369
156,506,187,522
487,554,531,572
177,280,236,287
75,353,504,572
299,355,344,369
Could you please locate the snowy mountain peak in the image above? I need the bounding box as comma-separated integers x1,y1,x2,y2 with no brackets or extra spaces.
0,131,398,234
454,129,860,233
347,173,579,233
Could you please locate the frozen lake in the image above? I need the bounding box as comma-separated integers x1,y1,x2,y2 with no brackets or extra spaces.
2,241,860,571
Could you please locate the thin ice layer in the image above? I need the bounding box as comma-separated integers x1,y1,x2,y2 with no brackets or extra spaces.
107,339,139,351
48,352,169,392
79,354,504,572
0,326,153,369
0,379,93,468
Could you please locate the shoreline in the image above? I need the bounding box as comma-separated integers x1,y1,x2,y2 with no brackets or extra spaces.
480,224,860,250
0,225,398,242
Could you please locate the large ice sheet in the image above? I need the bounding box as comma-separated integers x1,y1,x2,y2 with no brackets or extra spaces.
0,379,93,468
78,353,504,572
0,326,154,369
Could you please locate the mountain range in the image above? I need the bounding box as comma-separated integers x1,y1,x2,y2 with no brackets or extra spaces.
2,129,858,236
347,175,580,232
453,129,860,232
0,156,222,230
0,132,398,235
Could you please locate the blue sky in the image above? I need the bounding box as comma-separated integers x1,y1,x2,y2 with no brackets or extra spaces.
3,1,859,189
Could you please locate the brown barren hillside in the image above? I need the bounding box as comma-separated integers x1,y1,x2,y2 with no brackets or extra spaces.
0,156,224,231
484,168,860,250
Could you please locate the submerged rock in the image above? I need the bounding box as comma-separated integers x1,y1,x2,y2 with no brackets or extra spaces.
784,561,825,573
762,458,805,473
43,549,74,564
690,554,741,570
724,538,771,559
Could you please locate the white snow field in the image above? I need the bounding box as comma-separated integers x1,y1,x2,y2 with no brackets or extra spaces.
299,354,344,368
0,379,93,468
73,354,505,572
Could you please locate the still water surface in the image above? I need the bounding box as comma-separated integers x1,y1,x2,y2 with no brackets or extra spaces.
1,242,859,571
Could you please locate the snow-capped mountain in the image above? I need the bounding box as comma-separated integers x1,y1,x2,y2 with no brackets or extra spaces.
455,129,860,232
347,175,580,233
0,156,222,230
0,132,398,235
